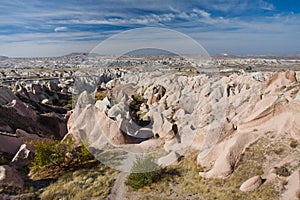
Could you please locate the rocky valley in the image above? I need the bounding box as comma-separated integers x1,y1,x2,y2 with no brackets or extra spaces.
0,55,299,200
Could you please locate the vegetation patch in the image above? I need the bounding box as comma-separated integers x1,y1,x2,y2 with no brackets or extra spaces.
0,137,116,199
94,89,110,101
29,137,94,175
40,164,117,200
126,146,281,200
126,156,162,190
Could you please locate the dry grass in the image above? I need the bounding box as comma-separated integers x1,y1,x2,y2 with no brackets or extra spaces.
177,71,199,76
40,164,117,200
124,134,295,200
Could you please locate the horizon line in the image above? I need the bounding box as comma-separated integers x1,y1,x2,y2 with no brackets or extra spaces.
1,51,300,59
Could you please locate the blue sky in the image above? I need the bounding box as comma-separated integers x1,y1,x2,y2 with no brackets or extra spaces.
0,0,299,57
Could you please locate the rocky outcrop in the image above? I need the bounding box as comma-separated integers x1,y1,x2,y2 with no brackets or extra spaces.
107,102,128,119
157,151,181,167
0,165,24,189
10,144,34,168
0,87,17,105
67,104,126,147
281,170,300,200
76,90,94,109
195,71,300,178
0,129,43,155
239,175,263,192
5,99,37,121
0,97,68,139
37,112,68,138
198,133,257,178
67,70,300,181
147,85,166,105
95,97,111,112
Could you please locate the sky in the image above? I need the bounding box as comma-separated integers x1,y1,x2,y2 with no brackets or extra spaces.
0,0,299,57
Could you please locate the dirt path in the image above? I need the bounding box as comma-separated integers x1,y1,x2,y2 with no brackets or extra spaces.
106,172,128,200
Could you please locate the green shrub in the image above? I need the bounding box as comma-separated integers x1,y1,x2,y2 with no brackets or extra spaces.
126,156,161,190
78,145,94,163
31,140,64,170
66,99,73,107
30,139,94,171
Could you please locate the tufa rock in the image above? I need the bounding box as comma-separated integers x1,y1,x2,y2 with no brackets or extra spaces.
157,151,181,167
76,91,94,109
10,144,34,168
95,97,111,112
239,175,263,192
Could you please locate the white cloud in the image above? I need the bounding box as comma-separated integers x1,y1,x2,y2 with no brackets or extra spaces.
54,26,68,32
192,9,211,18
0,0,298,57
171,8,228,25
258,0,275,11
56,13,175,26
0,31,103,44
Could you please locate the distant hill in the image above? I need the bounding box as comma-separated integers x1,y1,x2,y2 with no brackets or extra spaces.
124,48,177,56
63,52,89,57
212,52,300,59
287,52,300,59
63,52,101,58
249,53,300,59
0,56,8,60
11,52,297,59
63,49,177,57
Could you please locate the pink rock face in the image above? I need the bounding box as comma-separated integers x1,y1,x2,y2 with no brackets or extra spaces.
67,105,125,147
265,71,297,93
146,85,166,105
66,110,74,132
0,165,24,189
196,71,300,178
158,119,174,139
151,111,174,139
198,132,258,179
281,170,300,200
65,71,299,180
239,175,263,192
157,151,181,167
